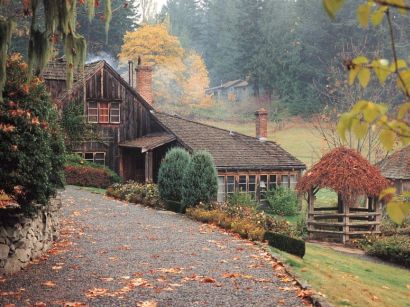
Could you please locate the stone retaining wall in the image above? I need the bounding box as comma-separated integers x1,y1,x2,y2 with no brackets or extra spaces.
0,195,61,275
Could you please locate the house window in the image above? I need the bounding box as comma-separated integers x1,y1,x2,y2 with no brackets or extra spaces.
94,152,106,165
238,175,247,193
99,102,109,123
268,175,277,190
217,176,225,202
281,175,289,188
289,174,297,190
87,102,98,123
260,175,268,202
249,175,256,196
227,176,235,195
81,152,106,165
110,103,120,123
87,102,121,124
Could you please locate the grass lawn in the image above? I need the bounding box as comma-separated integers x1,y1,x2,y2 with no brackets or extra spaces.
271,243,410,307
201,119,323,167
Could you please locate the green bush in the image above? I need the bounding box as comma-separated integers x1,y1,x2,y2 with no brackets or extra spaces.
158,147,190,203
264,231,306,258
266,187,298,216
106,182,165,209
364,235,410,268
65,153,122,184
0,54,65,211
181,151,218,207
228,192,256,207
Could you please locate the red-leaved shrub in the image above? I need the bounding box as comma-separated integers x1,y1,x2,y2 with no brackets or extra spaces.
65,165,112,188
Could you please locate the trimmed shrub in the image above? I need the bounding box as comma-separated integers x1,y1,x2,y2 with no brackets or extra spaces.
266,187,298,216
182,151,218,207
158,147,190,203
106,182,165,209
0,54,65,211
228,192,256,207
364,235,410,268
65,157,121,189
264,231,306,258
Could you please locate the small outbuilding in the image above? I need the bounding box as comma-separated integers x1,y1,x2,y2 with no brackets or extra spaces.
296,147,389,244
377,145,410,193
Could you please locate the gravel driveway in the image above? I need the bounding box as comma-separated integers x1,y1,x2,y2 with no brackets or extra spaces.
0,186,306,306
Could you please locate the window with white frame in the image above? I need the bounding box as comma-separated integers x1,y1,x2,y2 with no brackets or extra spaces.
87,102,121,124
110,103,120,123
217,176,225,202
226,176,235,196
78,152,106,165
87,102,98,123
248,175,256,196
269,175,277,190
289,174,297,190
281,175,289,188
238,175,247,193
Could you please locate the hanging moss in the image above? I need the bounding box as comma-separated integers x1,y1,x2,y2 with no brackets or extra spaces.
64,32,87,89
28,29,51,76
104,0,112,42
87,0,96,22
43,0,60,34
0,17,15,102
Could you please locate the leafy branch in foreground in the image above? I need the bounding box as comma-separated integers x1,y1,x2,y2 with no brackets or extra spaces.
323,0,410,224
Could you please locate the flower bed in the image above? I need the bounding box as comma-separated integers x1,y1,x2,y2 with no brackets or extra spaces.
106,182,165,209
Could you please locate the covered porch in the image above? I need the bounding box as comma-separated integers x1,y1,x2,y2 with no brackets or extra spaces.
119,133,177,182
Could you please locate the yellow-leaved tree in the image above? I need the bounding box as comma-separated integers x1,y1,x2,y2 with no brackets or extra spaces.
118,24,211,113
323,0,410,224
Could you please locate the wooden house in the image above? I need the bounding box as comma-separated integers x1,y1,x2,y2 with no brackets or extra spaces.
43,59,305,202
377,146,410,193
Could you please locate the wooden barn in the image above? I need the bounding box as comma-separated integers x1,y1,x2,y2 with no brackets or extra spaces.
43,59,305,202
377,146,410,193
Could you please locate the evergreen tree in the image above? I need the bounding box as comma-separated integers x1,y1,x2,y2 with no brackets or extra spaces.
158,147,191,203
182,151,218,207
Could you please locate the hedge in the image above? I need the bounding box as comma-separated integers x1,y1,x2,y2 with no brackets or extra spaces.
365,235,410,268
65,165,121,189
264,231,306,258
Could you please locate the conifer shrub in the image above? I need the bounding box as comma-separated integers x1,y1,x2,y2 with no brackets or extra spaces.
158,147,190,204
181,151,218,207
0,54,65,212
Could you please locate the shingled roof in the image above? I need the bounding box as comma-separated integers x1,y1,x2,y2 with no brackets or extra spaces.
151,112,306,171
377,146,410,180
42,58,102,81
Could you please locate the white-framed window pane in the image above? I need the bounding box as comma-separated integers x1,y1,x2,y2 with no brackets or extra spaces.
84,152,94,162
227,176,235,194
260,175,268,201
249,175,256,195
269,175,277,190
110,103,120,123
94,152,105,165
281,175,289,188
88,102,98,123
238,175,247,193
289,174,297,190
217,176,225,202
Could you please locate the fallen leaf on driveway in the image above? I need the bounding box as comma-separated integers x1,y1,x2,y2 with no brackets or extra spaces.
41,281,56,288
222,273,241,278
34,302,47,307
100,277,114,282
202,277,216,283
136,300,157,307
85,288,109,298
52,265,63,270
155,267,184,274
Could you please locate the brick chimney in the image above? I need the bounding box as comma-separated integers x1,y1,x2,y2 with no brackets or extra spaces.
135,61,153,105
255,108,268,141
